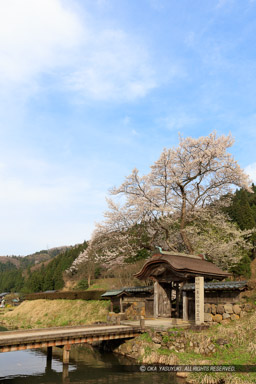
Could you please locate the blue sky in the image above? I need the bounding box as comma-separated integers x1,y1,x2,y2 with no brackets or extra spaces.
1,0,256,255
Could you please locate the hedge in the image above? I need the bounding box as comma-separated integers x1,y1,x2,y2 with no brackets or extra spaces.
24,290,106,301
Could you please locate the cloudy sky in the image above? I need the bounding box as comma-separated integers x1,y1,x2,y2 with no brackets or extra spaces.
1,0,256,255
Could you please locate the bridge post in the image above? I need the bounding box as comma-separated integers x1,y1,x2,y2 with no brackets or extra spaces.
45,346,53,372
47,346,52,361
63,345,71,364
62,363,69,382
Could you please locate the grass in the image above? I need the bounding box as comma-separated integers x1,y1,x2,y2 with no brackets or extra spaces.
170,312,256,383
86,278,121,291
125,310,256,383
2,299,110,329
139,332,152,342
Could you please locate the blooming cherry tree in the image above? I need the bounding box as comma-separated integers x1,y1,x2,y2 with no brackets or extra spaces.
69,132,253,273
110,132,252,253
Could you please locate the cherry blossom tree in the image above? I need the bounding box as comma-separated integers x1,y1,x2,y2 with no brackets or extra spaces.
69,132,253,274
109,132,252,253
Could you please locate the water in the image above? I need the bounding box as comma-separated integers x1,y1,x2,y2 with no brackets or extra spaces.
0,344,179,384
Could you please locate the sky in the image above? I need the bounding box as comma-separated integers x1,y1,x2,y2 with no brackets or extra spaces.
1,0,256,255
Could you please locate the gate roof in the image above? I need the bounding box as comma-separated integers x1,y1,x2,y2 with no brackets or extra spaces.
135,253,230,281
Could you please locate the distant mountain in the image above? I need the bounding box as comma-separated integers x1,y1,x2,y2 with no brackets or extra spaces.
0,242,88,293
0,246,72,272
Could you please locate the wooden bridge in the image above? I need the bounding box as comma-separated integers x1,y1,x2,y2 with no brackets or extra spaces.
0,324,142,364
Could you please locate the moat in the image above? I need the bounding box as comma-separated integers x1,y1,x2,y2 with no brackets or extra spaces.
0,344,179,384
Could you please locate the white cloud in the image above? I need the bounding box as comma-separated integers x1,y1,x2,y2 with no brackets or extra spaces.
68,29,157,101
0,0,83,87
0,157,91,205
245,162,256,182
216,0,231,8
0,153,108,254
0,0,158,103
149,0,166,11
161,114,199,131
122,116,131,125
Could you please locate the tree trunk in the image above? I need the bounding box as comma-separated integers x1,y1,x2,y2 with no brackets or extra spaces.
180,190,194,254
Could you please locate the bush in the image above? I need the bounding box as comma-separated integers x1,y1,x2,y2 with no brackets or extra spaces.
76,279,89,291
230,254,252,278
24,290,106,301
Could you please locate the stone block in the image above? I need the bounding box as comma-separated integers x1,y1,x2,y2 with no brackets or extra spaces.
216,304,224,314
204,313,213,322
152,336,162,344
224,304,233,314
204,303,211,313
223,313,231,319
233,305,241,315
221,319,230,325
244,303,254,312
213,314,223,323
211,304,216,315
230,314,239,321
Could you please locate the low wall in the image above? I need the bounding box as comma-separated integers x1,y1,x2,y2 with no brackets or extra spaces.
24,290,105,301
204,302,253,323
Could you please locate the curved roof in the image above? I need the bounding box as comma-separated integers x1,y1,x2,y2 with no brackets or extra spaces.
135,253,230,280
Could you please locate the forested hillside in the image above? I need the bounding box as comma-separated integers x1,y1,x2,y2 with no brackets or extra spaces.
0,243,87,293
225,185,256,230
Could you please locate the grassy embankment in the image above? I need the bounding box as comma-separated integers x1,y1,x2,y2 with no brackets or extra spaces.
0,299,110,329
116,309,256,384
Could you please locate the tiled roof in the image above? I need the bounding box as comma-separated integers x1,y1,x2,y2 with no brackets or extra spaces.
101,290,124,298
183,280,248,291
135,253,229,280
101,285,153,298
0,292,9,298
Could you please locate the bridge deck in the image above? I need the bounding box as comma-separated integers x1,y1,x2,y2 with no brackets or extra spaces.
0,324,141,356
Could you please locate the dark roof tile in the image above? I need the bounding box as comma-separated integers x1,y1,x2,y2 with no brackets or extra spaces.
135,253,229,280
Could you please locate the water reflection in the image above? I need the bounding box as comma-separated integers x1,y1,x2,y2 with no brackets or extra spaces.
0,345,179,384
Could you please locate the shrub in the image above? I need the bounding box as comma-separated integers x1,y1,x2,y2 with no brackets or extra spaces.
24,290,105,301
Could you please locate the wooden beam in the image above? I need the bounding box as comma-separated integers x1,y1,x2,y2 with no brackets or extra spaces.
175,283,179,317
120,297,123,313
153,281,159,318
183,291,188,321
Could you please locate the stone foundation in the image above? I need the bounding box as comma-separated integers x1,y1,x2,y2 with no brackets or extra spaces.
204,302,253,323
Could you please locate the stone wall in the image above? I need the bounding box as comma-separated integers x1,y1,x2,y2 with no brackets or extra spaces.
204,302,253,324
124,299,146,320
106,299,146,322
